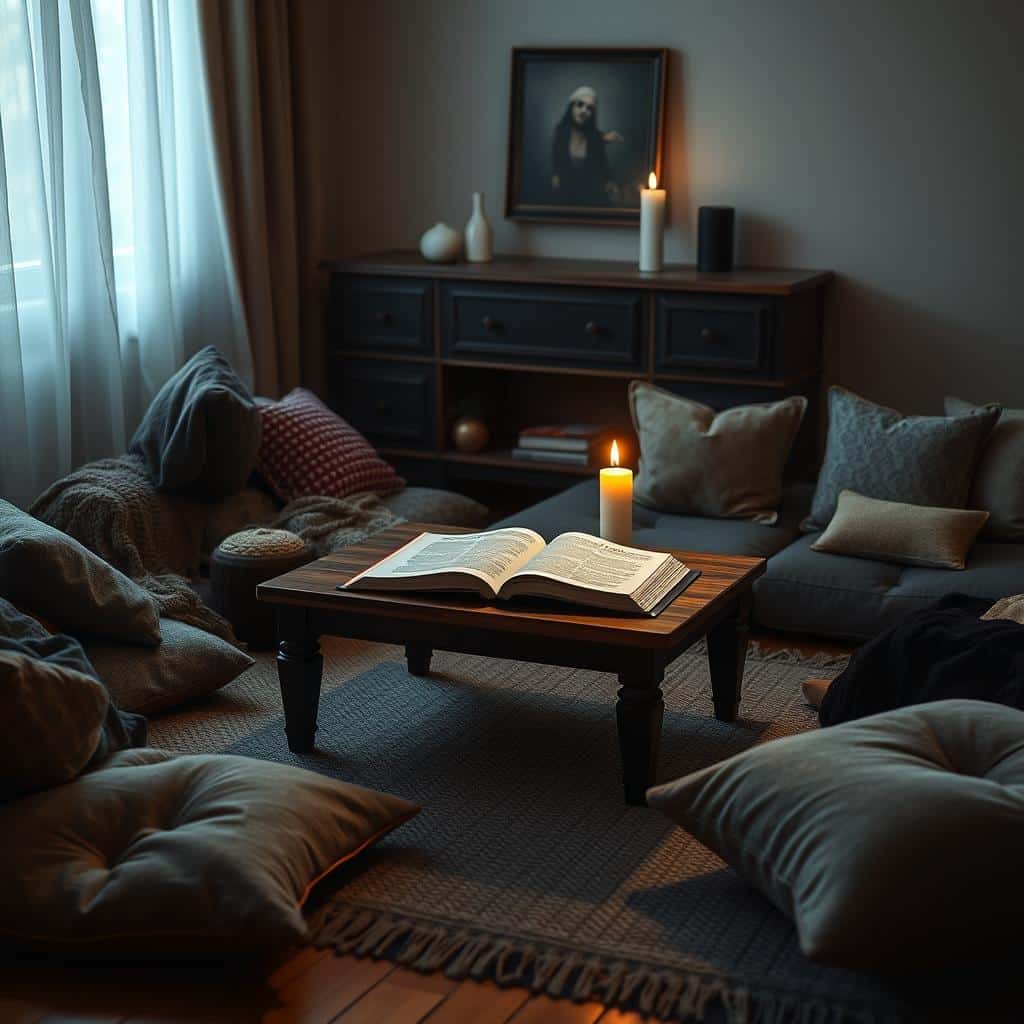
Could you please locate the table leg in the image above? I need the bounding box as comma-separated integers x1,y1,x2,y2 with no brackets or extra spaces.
707,593,751,723
616,660,665,806
405,644,433,676
277,609,322,753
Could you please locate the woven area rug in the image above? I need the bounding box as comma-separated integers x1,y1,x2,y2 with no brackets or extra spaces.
151,638,1015,1023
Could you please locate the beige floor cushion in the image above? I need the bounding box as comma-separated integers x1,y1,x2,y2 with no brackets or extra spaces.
0,749,418,953
648,700,1024,972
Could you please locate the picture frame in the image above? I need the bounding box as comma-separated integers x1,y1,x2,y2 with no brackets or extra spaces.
505,47,668,226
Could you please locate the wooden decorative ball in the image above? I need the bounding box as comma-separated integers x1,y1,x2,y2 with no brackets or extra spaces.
452,416,489,453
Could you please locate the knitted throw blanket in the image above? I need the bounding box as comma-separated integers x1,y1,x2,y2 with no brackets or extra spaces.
30,456,404,642
30,455,234,641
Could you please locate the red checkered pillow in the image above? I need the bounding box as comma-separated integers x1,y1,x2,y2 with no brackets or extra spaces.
255,388,405,502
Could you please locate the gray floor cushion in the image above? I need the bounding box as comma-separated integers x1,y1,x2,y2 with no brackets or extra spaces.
84,618,255,715
495,478,811,560
380,486,489,527
648,699,1024,972
0,500,161,645
0,748,419,953
755,534,1024,640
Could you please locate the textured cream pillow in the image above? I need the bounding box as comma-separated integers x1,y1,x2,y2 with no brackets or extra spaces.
629,381,806,524
811,490,989,569
648,700,1024,972
0,749,419,952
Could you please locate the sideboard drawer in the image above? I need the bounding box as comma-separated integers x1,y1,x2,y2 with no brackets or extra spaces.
330,358,435,450
442,283,644,370
331,275,432,354
655,294,772,375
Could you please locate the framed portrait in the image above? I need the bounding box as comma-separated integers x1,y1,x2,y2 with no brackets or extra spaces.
505,48,667,225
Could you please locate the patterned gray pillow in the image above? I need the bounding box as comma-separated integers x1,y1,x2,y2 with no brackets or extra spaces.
803,388,999,532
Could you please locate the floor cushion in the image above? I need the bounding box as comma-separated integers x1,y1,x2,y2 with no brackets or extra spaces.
380,486,489,527
0,597,146,763
754,533,1024,641
0,500,161,645
648,700,1024,972
494,478,811,560
0,749,419,953
0,651,109,799
129,346,261,499
83,618,254,715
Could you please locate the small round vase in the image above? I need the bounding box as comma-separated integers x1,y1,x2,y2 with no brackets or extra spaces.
464,192,493,263
419,222,461,263
452,416,489,453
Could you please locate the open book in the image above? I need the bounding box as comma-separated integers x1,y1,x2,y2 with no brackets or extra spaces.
341,529,700,617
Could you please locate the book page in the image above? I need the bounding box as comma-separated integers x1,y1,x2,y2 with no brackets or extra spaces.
505,532,672,595
348,528,545,593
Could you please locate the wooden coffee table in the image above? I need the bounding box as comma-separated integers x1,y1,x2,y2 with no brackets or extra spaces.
257,523,765,805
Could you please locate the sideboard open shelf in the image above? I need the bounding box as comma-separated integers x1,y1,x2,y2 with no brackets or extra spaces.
322,251,833,515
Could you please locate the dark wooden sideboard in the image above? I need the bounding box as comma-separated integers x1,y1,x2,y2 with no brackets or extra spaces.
322,252,832,513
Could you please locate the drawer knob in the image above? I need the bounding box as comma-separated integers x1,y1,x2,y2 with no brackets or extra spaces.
585,321,601,336
700,327,720,343
374,311,393,325
374,399,392,416
481,315,500,331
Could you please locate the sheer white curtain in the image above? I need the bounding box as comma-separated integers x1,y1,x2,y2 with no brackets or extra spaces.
0,0,252,508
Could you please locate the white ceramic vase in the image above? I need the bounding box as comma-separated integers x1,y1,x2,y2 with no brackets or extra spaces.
464,192,493,263
419,222,461,263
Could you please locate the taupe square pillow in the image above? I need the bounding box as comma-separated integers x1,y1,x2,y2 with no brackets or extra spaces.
629,381,807,524
84,618,254,715
0,500,161,645
946,397,1024,542
811,490,989,569
648,700,1024,972
0,651,109,800
803,387,999,531
0,749,419,952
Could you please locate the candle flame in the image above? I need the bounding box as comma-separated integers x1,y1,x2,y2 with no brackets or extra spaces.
611,440,620,467
648,171,657,189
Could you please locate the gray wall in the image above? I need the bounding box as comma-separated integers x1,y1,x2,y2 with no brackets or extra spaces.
297,0,1023,412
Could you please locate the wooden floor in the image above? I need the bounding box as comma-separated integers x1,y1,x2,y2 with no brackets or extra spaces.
0,630,851,1024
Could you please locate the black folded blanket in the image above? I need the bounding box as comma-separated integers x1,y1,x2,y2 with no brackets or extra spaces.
820,594,1024,726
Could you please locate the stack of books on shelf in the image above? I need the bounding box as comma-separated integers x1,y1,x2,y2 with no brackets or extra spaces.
511,424,614,467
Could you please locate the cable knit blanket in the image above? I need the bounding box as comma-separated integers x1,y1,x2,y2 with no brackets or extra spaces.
30,456,402,642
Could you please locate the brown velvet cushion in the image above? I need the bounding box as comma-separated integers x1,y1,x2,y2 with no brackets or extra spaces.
946,397,1024,542
811,490,989,569
0,651,108,800
0,749,419,953
629,381,806,524
648,700,1024,972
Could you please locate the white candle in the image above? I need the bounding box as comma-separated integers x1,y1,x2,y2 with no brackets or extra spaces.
599,440,633,546
639,171,666,272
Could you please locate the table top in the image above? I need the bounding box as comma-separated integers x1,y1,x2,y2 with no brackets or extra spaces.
257,524,765,650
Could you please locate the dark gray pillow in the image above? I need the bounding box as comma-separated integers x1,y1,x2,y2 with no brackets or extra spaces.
648,699,1024,972
0,598,146,767
0,500,161,644
85,618,254,715
130,346,261,499
803,387,999,531
946,397,1024,542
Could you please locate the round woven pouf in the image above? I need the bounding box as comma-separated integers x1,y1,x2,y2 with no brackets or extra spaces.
210,528,313,649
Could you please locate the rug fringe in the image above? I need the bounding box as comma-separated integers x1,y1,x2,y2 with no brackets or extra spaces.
308,903,882,1023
